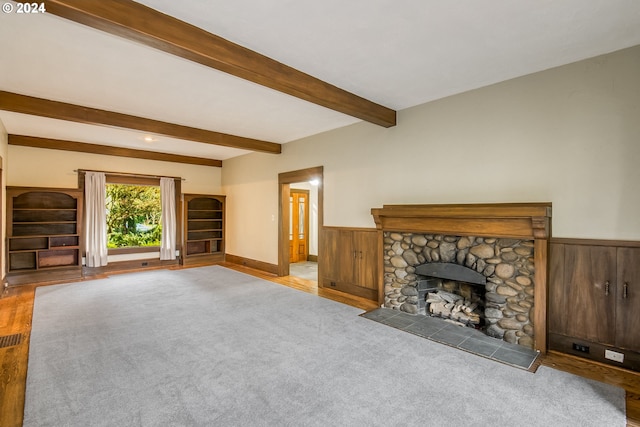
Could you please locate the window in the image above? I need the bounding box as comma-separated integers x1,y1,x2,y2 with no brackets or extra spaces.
106,183,162,248
80,170,180,260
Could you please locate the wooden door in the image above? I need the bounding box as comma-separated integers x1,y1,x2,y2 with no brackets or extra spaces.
319,228,378,300
289,190,309,263
616,247,640,351
319,227,353,285
564,245,617,345
353,230,379,291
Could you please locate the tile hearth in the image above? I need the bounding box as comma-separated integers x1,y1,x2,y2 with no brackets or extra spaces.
361,308,539,370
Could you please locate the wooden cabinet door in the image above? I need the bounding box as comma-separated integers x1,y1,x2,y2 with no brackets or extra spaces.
564,245,617,345
320,228,353,284
319,227,378,301
616,247,640,351
353,230,378,291
336,230,356,284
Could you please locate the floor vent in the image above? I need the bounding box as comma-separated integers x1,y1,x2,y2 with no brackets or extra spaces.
0,333,23,349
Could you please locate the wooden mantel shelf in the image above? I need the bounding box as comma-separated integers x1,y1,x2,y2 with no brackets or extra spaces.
371,202,552,239
370,202,552,353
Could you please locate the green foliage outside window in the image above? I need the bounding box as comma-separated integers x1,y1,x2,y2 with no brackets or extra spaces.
106,184,162,248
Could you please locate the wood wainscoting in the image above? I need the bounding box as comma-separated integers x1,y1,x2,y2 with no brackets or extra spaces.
318,226,379,301
549,238,640,372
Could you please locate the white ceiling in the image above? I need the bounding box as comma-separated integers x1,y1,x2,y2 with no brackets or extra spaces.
1,0,639,161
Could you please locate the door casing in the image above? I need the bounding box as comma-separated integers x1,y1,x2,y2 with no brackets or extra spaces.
278,166,323,277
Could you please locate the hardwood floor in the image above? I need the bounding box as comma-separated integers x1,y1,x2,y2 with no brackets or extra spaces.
0,264,638,426
220,262,379,311
0,284,35,427
542,351,640,427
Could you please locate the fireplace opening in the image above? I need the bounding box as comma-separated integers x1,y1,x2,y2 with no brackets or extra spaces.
418,279,486,329
415,263,487,330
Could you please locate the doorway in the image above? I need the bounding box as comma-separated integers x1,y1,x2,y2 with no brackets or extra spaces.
278,166,323,279
289,189,309,264
288,184,317,281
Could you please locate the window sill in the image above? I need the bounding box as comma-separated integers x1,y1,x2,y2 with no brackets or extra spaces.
107,246,160,256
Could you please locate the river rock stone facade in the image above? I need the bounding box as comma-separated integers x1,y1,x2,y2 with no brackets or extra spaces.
383,232,536,349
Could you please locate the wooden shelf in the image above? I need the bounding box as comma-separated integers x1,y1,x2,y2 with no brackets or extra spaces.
183,194,225,265
6,187,83,283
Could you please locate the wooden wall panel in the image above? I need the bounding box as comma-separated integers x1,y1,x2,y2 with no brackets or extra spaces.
548,243,566,335
319,226,378,301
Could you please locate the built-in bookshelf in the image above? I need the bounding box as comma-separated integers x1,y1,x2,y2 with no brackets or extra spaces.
6,187,83,284
182,194,225,266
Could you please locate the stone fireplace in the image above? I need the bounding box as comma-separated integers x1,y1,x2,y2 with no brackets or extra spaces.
371,203,551,352
383,232,535,348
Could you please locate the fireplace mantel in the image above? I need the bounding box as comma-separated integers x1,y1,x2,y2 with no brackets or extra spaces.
371,203,551,239
370,202,552,353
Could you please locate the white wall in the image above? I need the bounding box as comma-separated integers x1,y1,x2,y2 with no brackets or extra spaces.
7,145,222,194
223,45,640,265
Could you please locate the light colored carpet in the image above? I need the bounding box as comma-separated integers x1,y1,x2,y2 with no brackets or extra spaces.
25,266,625,426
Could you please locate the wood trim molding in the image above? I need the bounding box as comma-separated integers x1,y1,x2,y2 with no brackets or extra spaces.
278,166,325,184
42,0,396,128
225,253,279,275
323,225,377,232
279,183,290,277
371,203,552,239
551,237,640,248
278,166,324,277
6,185,81,193
77,169,181,183
371,202,552,353
0,91,280,154
9,135,222,167
105,175,159,186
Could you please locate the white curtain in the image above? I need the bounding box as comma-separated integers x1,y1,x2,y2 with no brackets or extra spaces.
85,171,108,267
160,177,177,260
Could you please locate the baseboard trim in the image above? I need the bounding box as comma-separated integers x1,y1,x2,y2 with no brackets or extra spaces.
307,255,318,262
544,350,640,392
7,267,83,286
319,278,377,301
225,254,279,275
549,333,640,372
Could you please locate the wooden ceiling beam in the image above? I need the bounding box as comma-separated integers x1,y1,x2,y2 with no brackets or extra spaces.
0,91,280,154
9,135,223,167
41,0,397,128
